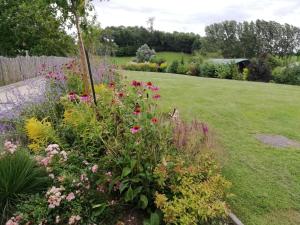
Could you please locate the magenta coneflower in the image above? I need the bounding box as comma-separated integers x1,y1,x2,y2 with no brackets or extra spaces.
130,125,141,134
131,80,142,87
152,94,161,100
118,92,124,98
150,86,159,91
68,92,77,101
109,82,115,88
133,107,141,115
80,94,91,103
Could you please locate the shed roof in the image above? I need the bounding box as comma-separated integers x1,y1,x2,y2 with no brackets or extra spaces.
209,58,249,64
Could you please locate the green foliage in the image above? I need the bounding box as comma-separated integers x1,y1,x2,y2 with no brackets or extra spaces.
0,0,76,56
204,20,300,58
0,150,49,222
272,65,300,85
200,63,218,78
135,44,156,63
167,60,179,73
101,26,201,56
154,155,231,225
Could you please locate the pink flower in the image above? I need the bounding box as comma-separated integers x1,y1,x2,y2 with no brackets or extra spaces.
130,125,141,134
5,216,21,225
133,107,141,115
66,192,75,201
68,215,81,225
150,86,160,91
40,157,51,167
152,94,161,100
68,92,77,101
4,140,17,154
80,94,91,103
91,164,98,173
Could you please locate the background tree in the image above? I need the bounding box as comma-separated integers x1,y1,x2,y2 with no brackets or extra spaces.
0,0,76,56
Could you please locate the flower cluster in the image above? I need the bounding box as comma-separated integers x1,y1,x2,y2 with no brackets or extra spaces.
4,140,18,154
46,186,65,208
5,216,22,225
68,215,81,225
37,144,67,167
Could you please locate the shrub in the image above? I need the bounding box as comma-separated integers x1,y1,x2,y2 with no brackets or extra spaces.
135,44,156,63
123,62,158,72
0,148,49,223
248,57,272,82
199,63,218,78
216,64,232,79
273,65,300,85
167,60,179,73
159,62,168,72
187,62,201,76
150,56,166,65
154,155,231,225
176,64,189,74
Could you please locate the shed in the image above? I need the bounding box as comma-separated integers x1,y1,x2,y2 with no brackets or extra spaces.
209,58,250,72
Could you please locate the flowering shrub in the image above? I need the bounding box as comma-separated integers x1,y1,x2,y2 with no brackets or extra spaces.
122,62,159,72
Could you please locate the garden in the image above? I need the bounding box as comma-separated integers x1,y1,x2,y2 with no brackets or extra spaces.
0,61,231,225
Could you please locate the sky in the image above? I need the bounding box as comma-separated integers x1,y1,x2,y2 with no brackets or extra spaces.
94,0,300,35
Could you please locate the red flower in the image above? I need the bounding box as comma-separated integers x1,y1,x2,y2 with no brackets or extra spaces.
146,81,152,86
130,125,141,134
151,117,158,124
131,80,142,87
152,94,161,100
118,92,124,98
109,82,115,88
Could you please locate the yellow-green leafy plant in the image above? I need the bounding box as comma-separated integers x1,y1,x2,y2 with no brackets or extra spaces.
154,155,231,225
25,117,58,152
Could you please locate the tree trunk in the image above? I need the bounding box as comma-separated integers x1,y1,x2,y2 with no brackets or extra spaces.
74,12,90,95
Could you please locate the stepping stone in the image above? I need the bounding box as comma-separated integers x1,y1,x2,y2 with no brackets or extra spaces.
256,134,300,148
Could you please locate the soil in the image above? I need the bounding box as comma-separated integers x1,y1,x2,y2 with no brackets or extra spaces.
256,134,300,148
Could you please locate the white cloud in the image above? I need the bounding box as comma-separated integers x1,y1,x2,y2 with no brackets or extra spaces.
94,0,300,35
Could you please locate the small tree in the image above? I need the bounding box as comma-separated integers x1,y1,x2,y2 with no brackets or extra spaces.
135,44,156,63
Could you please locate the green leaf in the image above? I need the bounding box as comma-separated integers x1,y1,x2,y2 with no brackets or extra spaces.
121,167,131,178
125,186,134,202
120,181,129,193
150,212,160,225
130,159,137,170
139,194,148,209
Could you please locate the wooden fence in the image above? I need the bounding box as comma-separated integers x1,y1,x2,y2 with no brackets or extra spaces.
0,56,73,86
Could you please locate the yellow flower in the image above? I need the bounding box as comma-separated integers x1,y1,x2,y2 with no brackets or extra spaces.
154,192,168,208
28,143,41,153
25,117,51,141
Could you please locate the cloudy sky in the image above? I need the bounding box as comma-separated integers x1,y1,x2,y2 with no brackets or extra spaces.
94,0,300,35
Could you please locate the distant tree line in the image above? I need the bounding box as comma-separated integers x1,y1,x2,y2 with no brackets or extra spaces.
101,26,201,56
204,20,300,58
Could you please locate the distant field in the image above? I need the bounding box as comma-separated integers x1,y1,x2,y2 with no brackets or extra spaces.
108,51,193,66
124,70,300,225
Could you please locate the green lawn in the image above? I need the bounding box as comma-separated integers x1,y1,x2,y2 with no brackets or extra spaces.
123,70,300,225
109,51,192,66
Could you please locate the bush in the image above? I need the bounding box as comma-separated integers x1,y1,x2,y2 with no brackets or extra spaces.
176,64,189,74
167,60,179,73
187,62,201,76
199,63,218,78
0,148,49,223
150,56,166,65
248,57,272,82
123,62,158,72
273,65,300,85
135,44,156,63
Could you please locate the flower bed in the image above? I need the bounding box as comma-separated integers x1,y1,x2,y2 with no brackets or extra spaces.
0,61,231,225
